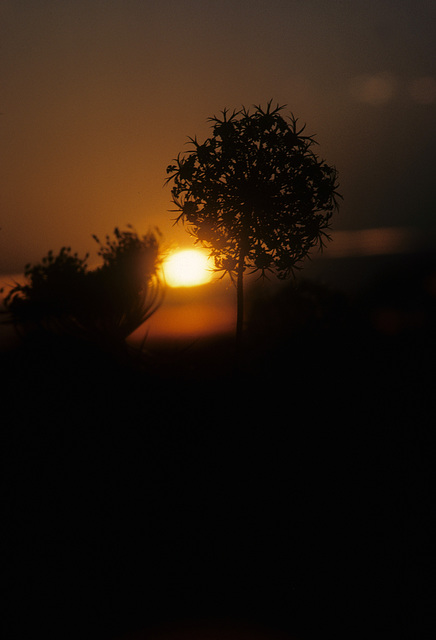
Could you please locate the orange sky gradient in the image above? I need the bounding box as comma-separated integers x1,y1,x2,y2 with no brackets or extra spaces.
0,1,435,346
1,1,435,275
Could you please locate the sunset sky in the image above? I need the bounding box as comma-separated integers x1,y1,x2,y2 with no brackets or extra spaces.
1,0,435,276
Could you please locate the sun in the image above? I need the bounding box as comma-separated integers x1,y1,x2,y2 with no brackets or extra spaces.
163,249,213,287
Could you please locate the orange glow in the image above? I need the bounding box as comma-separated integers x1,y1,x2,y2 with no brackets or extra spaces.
163,249,213,288
325,227,416,258
129,300,234,343
127,276,235,344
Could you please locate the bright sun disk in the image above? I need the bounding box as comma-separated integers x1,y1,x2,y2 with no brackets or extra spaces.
163,249,213,287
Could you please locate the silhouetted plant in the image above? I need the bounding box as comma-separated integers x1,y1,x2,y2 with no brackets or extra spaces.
3,246,90,336
3,227,163,345
87,227,163,341
166,101,342,344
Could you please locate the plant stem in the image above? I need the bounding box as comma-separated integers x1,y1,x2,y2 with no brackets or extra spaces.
235,239,247,351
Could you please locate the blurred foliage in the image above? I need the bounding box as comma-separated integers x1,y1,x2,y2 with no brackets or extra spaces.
247,278,351,343
2,226,163,345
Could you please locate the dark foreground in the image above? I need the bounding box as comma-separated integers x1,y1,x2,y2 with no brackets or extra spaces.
2,289,435,640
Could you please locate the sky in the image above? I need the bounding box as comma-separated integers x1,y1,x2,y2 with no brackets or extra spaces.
1,0,435,276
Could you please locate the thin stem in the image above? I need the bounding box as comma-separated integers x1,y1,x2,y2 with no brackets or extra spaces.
235,234,248,352
236,254,244,347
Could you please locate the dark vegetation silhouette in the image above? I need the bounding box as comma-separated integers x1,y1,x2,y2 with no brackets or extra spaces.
166,101,341,345
2,226,163,348
3,247,435,640
2,113,435,640
245,278,352,365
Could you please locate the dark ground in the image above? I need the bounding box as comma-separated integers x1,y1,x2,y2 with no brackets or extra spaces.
2,257,435,640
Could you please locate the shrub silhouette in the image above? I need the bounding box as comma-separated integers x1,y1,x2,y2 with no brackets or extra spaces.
247,278,351,346
166,101,342,344
3,226,163,345
3,246,89,336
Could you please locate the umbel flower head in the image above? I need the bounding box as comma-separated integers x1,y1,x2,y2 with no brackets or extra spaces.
166,101,342,281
